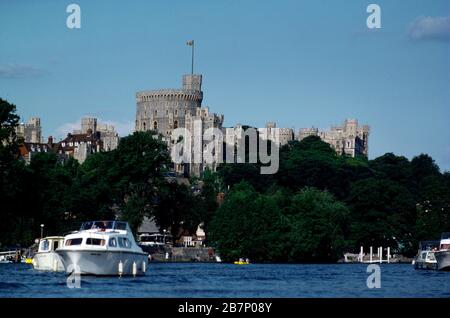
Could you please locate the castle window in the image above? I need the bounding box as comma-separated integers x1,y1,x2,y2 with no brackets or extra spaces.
174,120,178,129
175,109,178,116
143,122,146,131
153,121,158,130
154,110,157,116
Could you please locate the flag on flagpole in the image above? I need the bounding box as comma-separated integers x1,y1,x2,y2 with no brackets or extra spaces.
186,40,194,46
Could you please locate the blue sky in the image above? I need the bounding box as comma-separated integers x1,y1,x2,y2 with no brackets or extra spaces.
1,0,449,170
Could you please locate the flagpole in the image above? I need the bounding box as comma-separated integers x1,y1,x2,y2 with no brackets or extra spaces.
191,41,194,75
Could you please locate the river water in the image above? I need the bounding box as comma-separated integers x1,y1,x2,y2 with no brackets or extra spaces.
0,263,449,297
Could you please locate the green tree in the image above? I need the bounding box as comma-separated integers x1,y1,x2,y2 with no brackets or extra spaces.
288,188,350,262
276,136,339,193
369,153,413,188
209,181,290,262
0,99,31,246
152,181,198,241
414,173,450,242
347,178,416,254
113,131,170,232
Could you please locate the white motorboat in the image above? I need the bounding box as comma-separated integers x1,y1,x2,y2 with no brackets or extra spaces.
412,241,438,270
434,232,450,271
56,221,148,276
138,233,171,247
32,236,65,271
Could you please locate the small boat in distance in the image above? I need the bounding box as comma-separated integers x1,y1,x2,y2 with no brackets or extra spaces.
56,221,148,276
32,236,65,271
234,258,250,265
434,233,450,271
138,233,171,247
412,240,439,270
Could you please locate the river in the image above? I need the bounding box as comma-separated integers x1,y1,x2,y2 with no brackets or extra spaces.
0,263,449,297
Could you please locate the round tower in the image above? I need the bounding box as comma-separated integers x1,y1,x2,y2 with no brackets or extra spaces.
135,74,203,138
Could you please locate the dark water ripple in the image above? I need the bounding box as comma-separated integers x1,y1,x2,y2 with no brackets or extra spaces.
0,263,449,297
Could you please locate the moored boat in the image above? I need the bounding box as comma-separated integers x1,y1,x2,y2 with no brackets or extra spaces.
413,240,439,270
32,236,65,271
56,221,148,276
434,233,450,271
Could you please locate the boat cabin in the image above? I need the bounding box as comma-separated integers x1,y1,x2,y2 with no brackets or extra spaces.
38,236,64,253
138,233,172,246
440,233,450,250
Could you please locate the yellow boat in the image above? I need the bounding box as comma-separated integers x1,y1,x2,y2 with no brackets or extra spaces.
234,258,250,265
25,258,33,264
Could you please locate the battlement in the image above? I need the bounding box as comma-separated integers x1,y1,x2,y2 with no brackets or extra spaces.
136,89,203,102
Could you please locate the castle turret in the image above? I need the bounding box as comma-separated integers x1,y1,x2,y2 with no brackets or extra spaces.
81,117,97,134
182,74,202,91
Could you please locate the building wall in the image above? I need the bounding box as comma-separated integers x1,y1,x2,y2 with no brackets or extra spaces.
16,117,42,143
297,119,370,157
74,117,119,152
184,106,224,176
258,122,294,147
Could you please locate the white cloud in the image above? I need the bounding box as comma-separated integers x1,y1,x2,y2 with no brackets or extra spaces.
0,64,47,79
55,119,81,139
408,14,450,41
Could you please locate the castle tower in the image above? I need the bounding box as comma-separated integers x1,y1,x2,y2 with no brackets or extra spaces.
81,117,97,134
182,74,202,91
16,117,42,143
135,74,203,138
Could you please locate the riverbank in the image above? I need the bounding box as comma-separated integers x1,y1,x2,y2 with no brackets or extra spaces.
144,246,219,262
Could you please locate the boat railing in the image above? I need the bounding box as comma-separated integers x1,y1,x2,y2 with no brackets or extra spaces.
79,221,129,232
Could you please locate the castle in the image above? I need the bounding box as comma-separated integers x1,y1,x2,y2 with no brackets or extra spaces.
298,119,370,157
16,117,42,143
135,74,370,177
18,117,119,164
135,74,224,176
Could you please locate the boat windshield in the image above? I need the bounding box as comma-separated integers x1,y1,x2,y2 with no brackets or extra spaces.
419,240,440,251
139,234,170,243
80,221,128,231
39,239,49,251
441,232,450,240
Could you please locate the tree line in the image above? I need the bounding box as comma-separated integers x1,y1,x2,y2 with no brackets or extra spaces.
0,98,202,246
1,98,449,262
209,133,450,261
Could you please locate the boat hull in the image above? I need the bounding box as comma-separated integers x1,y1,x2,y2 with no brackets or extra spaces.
56,249,147,276
32,251,65,272
434,250,450,271
413,259,437,270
